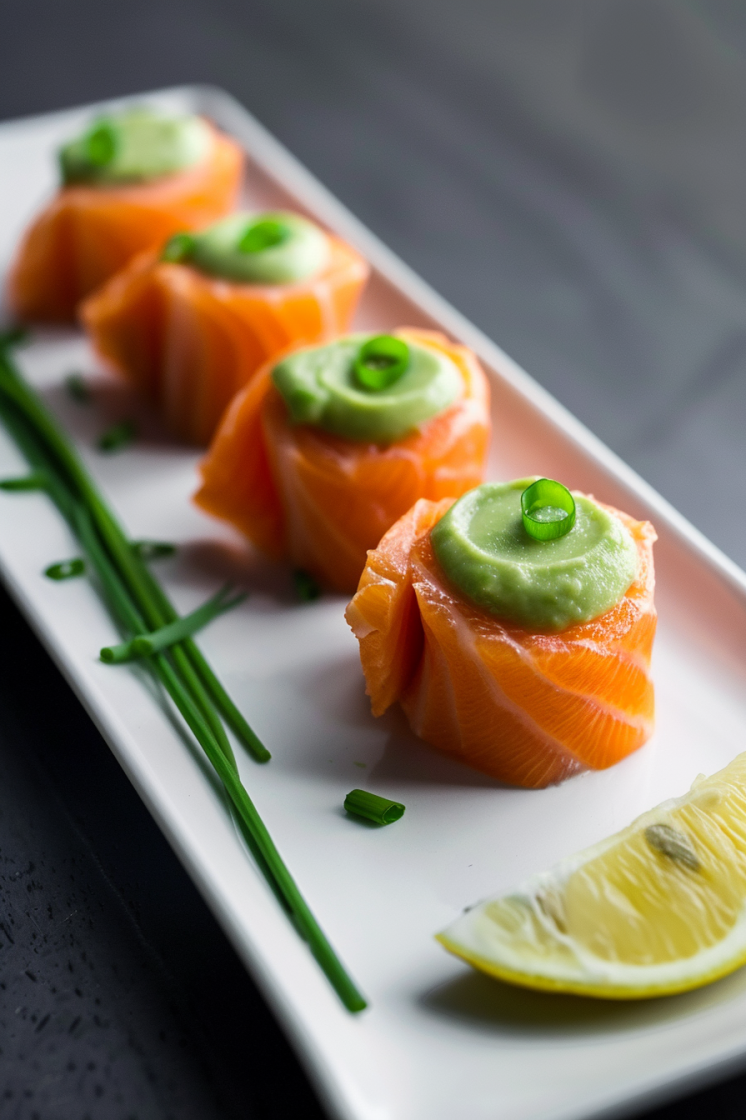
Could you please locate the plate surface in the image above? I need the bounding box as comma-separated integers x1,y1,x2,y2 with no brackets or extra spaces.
2,87,746,1120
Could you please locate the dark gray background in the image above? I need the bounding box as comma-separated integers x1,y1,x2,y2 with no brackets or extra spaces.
1,1,746,1116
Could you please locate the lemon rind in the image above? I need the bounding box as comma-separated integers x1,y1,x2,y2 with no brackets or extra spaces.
436,929,746,1000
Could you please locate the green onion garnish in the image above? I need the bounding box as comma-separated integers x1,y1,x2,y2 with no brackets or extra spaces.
162,232,196,264
97,419,136,453
34,538,176,580
101,584,245,663
132,539,177,562
65,373,91,404
239,218,288,254
45,557,86,581
344,789,405,826
0,326,29,349
0,333,366,1013
0,471,47,491
293,568,321,602
85,120,117,167
521,478,576,541
354,335,410,392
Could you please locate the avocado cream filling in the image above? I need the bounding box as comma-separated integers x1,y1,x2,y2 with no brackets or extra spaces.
59,108,211,185
168,211,329,285
431,478,638,631
271,334,462,442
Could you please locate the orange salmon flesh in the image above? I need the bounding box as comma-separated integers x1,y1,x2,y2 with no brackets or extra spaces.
9,123,244,323
195,329,491,591
81,235,369,445
345,496,657,787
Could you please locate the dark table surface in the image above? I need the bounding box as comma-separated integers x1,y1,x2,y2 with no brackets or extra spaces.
2,1,746,1117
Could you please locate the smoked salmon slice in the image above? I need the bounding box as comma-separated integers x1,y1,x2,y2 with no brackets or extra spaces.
195,329,491,591
345,495,657,787
9,123,243,323
81,235,370,445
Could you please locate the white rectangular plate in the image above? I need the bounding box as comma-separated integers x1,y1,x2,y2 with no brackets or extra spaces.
2,86,746,1120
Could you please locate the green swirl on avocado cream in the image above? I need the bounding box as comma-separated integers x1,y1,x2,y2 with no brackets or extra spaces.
59,108,211,186
165,211,329,285
431,478,638,631
270,333,462,442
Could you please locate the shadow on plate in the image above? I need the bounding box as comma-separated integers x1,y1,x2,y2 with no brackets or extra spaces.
372,719,513,789
173,537,302,605
42,373,176,447
420,963,746,1038
288,655,514,789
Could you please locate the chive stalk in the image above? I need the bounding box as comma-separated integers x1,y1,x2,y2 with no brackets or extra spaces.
0,352,267,762
0,338,366,1013
0,472,48,491
32,537,176,574
132,539,176,561
101,585,246,663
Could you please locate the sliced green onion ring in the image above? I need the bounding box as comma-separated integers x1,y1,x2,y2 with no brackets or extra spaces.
162,232,196,263
354,335,410,392
85,121,118,167
293,568,321,602
344,788,405,826
45,557,86,581
65,373,91,404
238,218,289,254
521,478,576,541
97,419,136,453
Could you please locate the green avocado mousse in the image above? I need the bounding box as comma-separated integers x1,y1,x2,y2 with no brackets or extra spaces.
162,211,329,285
270,332,463,442
431,477,638,631
59,107,212,186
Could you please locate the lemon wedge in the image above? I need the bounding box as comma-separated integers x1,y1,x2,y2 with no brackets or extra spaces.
438,753,746,999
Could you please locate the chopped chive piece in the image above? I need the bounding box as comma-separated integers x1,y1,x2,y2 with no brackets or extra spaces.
162,231,196,263
293,568,321,602
45,557,86,581
344,789,405,826
521,478,576,541
354,335,410,392
97,419,136,453
132,539,177,561
0,472,47,491
65,373,91,404
0,327,30,350
101,584,246,663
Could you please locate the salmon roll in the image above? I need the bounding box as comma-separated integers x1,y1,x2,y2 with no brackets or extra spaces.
346,478,657,787
195,329,491,591
9,107,243,323
82,211,370,444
